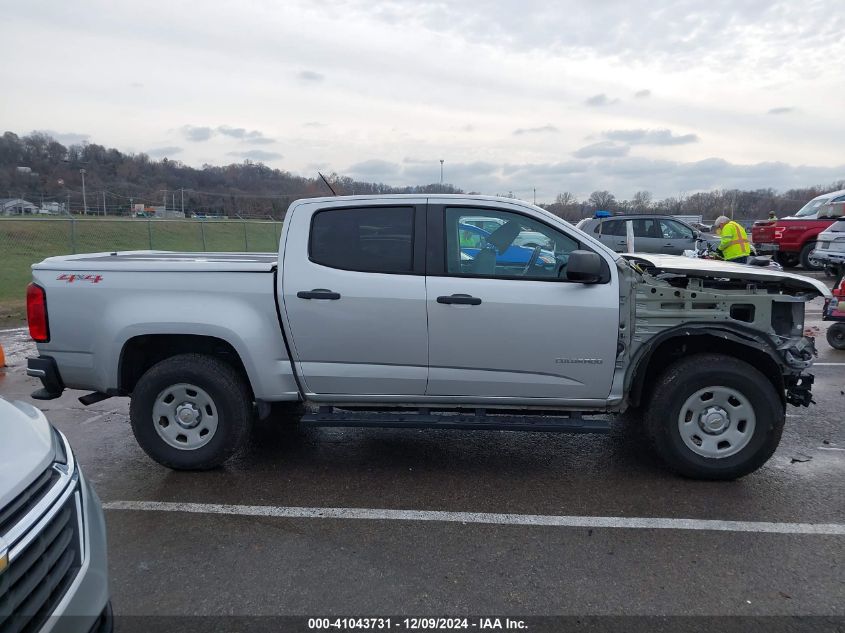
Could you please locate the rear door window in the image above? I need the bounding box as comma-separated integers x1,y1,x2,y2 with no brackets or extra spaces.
310,206,414,273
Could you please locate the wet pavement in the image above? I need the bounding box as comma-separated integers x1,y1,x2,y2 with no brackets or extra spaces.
0,297,843,621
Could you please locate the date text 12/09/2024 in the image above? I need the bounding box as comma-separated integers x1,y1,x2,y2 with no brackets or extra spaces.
307,618,528,630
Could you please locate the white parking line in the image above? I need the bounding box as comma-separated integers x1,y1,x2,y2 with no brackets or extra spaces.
813,363,845,366
102,501,845,536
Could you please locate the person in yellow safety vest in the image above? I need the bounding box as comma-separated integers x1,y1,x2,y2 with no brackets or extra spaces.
713,215,751,263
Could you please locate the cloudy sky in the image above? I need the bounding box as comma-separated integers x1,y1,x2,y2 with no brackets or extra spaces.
2,0,844,201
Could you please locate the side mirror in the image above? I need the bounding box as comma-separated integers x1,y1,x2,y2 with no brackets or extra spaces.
566,250,604,283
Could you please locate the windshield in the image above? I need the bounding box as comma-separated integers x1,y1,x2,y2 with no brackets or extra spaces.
794,198,827,216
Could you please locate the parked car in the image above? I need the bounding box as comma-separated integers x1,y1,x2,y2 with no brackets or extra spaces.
576,214,718,255
751,189,845,270
458,222,558,273
460,216,553,249
812,219,845,269
0,397,111,633
27,195,828,480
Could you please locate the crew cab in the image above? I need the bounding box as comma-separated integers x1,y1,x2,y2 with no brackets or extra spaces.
26,195,829,480
751,189,845,270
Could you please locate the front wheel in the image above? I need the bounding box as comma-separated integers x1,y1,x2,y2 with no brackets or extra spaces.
800,243,823,271
827,323,845,350
644,354,784,480
130,353,253,470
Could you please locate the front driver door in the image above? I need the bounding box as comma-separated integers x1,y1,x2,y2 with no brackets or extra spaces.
425,205,618,402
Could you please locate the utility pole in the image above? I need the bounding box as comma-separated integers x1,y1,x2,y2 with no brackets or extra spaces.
66,193,70,215
439,159,444,192
130,197,133,216
163,189,167,215
533,188,536,205
80,169,88,215
181,188,185,216
102,191,106,216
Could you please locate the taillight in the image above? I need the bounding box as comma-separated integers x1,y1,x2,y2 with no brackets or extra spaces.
26,283,50,342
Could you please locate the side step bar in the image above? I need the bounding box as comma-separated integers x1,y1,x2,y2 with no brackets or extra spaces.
300,407,612,433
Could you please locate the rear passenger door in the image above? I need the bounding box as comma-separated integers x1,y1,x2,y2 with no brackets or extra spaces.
280,201,428,396
630,219,664,253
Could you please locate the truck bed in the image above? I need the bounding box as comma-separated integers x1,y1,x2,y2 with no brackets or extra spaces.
33,251,278,273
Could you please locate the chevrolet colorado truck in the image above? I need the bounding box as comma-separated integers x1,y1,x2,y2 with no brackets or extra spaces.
26,195,829,480
751,188,845,270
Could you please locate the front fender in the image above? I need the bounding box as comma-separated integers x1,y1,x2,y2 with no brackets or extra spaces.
625,323,792,408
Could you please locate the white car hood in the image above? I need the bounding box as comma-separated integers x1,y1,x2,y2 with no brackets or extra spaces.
623,254,831,298
0,398,54,509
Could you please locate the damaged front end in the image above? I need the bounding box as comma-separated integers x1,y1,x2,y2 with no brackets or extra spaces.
617,254,830,409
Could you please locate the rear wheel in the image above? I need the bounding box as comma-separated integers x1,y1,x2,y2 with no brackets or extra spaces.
827,323,845,350
800,242,823,271
130,353,253,470
644,354,784,480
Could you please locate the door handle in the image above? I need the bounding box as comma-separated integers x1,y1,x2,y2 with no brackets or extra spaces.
297,289,341,300
437,294,482,305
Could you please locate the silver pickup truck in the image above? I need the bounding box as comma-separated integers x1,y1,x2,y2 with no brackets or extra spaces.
26,195,829,479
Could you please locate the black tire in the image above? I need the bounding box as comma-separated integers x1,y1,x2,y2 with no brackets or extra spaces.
775,252,799,268
827,323,845,350
130,353,253,470
644,354,784,480
799,242,823,271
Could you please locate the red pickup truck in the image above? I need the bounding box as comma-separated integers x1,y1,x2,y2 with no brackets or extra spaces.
752,189,845,269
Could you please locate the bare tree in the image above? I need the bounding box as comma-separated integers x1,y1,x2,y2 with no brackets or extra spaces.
632,190,652,212
588,190,616,210
555,191,578,206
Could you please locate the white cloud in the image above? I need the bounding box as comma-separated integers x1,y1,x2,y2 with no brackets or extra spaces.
513,125,559,135
585,94,618,107
2,0,843,201
602,129,699,145
573,142,630,159
227,149,283,161
147,146,183,157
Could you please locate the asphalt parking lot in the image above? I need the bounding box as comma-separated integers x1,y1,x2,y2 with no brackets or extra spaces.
1,287,843,629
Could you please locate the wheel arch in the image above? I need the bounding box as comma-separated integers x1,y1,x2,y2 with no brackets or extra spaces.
119,334,253,397
627,326,786,410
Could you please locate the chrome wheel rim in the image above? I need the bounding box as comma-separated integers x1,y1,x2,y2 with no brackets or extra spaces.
677,386,756,458
152,383,218,450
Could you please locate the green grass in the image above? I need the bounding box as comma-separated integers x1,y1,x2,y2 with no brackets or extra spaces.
0,217,282,319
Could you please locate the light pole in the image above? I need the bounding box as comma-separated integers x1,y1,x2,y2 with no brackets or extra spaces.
439,159,444,192
79,169,88,215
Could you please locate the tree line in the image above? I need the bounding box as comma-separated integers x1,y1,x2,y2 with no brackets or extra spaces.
1,130,841,220
0,131,461,217
542,184,844,223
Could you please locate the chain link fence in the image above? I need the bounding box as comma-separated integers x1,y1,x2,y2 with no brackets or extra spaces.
0,217,283,314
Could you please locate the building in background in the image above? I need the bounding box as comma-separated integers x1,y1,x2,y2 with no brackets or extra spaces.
0,198,39,216
39,201,66,214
